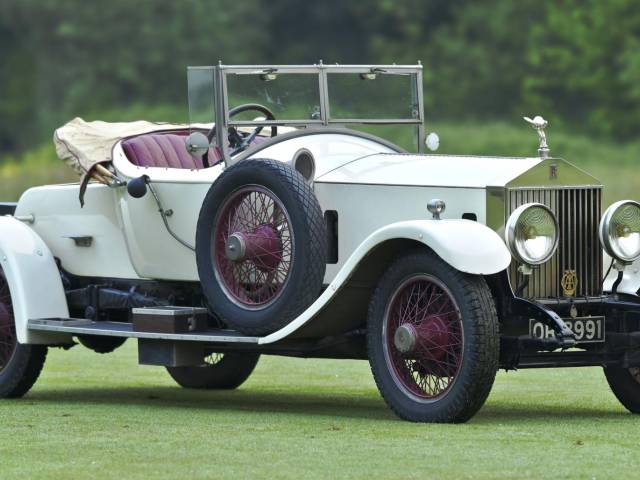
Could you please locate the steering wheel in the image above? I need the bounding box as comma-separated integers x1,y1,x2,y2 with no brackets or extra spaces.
207,103,277,158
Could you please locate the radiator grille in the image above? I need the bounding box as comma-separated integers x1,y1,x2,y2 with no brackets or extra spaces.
506,187,602,298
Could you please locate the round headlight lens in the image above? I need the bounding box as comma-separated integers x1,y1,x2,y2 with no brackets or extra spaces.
505,203,559,265
599,200,640,263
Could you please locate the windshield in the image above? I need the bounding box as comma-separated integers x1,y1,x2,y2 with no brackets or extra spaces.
187,64,425,162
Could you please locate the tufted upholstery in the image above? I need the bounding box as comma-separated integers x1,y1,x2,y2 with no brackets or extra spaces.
122,131,221,170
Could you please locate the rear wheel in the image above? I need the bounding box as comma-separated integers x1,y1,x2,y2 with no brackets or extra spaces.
77,336,127,354
367,251,499,423
604,367,640,413
166,352,260,390
0,266,47,398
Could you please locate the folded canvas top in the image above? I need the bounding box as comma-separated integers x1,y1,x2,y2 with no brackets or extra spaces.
53,117,192,205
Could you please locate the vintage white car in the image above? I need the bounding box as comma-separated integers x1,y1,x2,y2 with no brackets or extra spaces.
1,64,640,423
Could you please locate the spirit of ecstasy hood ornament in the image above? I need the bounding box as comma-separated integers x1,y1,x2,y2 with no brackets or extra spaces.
523,115,549,159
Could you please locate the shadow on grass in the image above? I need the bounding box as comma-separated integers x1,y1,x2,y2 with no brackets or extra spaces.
476,403,628,423
24,386,395,421
18,385,631,424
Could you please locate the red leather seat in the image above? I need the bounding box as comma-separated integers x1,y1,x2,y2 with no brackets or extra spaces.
122,131,221,169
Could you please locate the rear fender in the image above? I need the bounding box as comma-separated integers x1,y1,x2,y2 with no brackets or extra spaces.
0,216,71,344
260,219,510,344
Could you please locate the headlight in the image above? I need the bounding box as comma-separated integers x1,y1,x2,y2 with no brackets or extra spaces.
505,203,559,265
599,200,640,263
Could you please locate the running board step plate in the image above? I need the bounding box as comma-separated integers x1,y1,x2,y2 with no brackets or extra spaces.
28,318,260,344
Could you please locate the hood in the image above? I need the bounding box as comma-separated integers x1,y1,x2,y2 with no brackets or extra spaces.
315,153,601,189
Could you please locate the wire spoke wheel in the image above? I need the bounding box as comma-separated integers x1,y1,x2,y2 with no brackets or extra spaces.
166,352,260,390
383,274,463,402
367,251,498,423
197,159,327,335
214,185,294,309
0,270,17,373
203,353,224,366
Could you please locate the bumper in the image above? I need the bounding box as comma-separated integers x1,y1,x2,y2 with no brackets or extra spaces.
500,294,640,370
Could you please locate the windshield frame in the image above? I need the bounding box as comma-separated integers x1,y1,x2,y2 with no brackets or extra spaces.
187,63,425,166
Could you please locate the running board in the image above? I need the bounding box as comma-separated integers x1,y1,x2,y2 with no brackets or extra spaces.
27,318,260,344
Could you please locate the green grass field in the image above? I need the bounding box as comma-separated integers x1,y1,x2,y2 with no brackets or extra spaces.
1,342,639,479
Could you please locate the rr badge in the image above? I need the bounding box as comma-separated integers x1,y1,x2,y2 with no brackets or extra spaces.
561,270,577,297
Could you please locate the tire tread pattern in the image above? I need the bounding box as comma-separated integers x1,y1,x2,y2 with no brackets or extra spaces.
196,159,326,335
367,250,499,423
0,345,47,399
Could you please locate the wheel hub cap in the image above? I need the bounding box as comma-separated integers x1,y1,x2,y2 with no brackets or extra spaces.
225,225,283,271
394,316,450,361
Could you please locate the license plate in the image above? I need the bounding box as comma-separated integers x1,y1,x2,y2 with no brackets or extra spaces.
529,316,605,343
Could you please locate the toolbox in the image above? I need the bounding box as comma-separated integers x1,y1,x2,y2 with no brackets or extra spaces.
131,306,209,333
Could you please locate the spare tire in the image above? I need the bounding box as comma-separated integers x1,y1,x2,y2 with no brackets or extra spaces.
196,159,327,335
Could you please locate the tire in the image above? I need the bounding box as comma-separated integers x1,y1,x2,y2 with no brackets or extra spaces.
166,352,260,389
196,159,327,335
0,266,47,398
78,335,127,354
604,367,640,413
367,250,499,423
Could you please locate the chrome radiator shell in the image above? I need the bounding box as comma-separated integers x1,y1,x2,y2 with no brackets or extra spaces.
504,186,603,298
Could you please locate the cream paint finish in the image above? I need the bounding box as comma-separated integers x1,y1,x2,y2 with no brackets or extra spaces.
117,182,209,280
315,182,494,280
15,183,139,279
0,216,71,344
245,133,398,176
316,153,543,188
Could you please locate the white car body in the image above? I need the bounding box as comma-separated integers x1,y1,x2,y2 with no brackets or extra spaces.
9,131,520,343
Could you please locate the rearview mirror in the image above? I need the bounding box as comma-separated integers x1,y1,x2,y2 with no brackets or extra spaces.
185,132,210,157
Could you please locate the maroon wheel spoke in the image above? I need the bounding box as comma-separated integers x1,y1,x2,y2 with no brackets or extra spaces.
214,186,294,309
384,274,463,401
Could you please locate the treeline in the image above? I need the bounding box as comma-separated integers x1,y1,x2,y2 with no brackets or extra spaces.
1,0,639,154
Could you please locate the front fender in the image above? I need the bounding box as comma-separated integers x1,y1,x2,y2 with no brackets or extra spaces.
260,219,510,344
389,219,512,275
0,216,71,344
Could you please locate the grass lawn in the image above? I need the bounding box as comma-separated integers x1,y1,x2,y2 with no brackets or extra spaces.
1,342,639,479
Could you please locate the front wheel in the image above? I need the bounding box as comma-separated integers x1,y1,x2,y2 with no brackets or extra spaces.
604,367,640,413
0,266,47,398
367,251,499,423
166,352,260,390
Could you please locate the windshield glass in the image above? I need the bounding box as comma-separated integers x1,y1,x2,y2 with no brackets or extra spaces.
226,72,321,123
327,72,419,121
187,67,216,127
